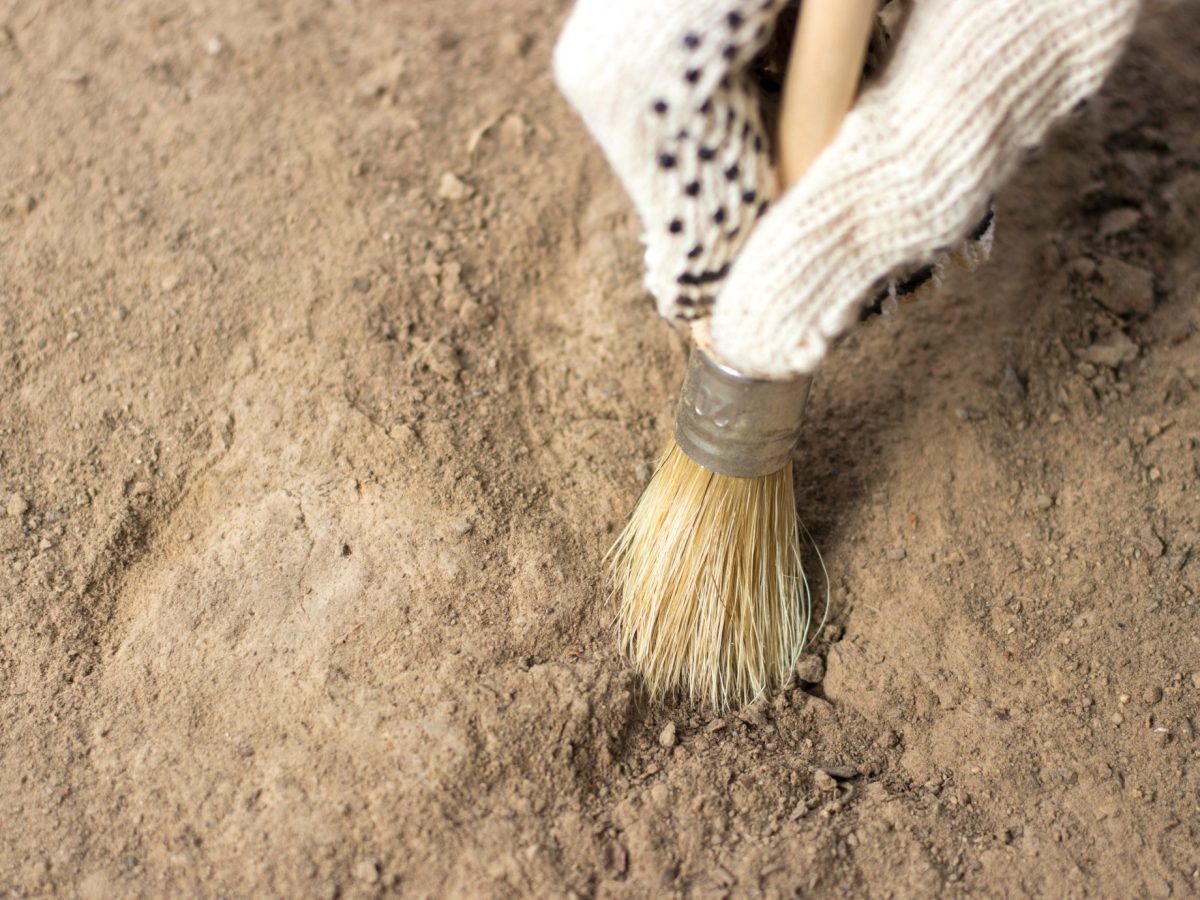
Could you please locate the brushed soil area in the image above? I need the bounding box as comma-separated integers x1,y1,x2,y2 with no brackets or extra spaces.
2,2,1199,897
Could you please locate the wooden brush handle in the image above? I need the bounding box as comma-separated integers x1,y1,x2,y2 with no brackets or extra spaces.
777,0,877,189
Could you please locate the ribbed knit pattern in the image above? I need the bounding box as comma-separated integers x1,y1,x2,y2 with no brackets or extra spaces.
555,0,1142,379
713,0,1141,378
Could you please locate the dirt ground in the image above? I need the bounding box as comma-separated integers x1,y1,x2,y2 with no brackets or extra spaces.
2,1,1199,897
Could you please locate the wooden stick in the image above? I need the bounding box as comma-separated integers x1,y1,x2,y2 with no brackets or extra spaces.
777,0,877,189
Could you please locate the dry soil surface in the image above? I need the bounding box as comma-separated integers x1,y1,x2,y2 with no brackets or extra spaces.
2,1,1200,897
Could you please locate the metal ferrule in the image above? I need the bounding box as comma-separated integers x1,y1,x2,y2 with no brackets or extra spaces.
673,350,811,479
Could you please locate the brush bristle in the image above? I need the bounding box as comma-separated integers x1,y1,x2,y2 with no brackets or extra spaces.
608,438,811,710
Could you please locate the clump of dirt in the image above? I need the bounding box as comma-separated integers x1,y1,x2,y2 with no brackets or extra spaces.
1,2,1198,897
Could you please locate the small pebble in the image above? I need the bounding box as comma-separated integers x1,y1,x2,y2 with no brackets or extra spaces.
499,113,528,147
999,364,1026,402
1111,713,1124,725
737,701,769,728
1078,331,1138,368
1118,693,1130,705
1068,256,1096,278
353,859,379,884
6,493,28,518
1094,256,1154,316
794,654,825,685
438,172,471,202
351,276,372,293
1035,493,1054,510
205,35,225,56
886,547,906,561
1098,207,1142,238
658,721,677,748
1142,686,1162,705
1138,528,1164,557
161,274,180,292
1192,672,1200,690
812,770,838,792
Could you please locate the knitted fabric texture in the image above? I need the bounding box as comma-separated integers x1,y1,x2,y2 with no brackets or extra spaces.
554,0,1142,379
713,0,1142,378
554,0,787,322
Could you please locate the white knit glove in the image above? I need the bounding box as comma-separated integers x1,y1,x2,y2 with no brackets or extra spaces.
554,0,1142,379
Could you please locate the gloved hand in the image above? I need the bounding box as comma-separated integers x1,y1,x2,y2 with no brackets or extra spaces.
554,0,1143,380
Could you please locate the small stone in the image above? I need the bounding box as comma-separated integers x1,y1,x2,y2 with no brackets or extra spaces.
497,31,531,59
1076,361,1098,379
205,35,225,56
1068,256,1096,278
1151,728,1171,747
65,330,81,345
737,701,769,728
351,276,372,293
999,364,1026,402
6,494,28,518
886,547,906,561
658,722,677,748
1119,693,1131,704
438,172,471,202
354,859,379,884
440,261,462,292
1138,528,1164,557
458,299,494,327
160,274,181,292
1078,331,1137,368
1036,493,1054,511
1111,713,1124,725
1094,257,1154,316
499,113,528,147
1191,672,1200,690
1098,207,1142,238
1142,686,1162,705
812,769,838,792
794,654,825,685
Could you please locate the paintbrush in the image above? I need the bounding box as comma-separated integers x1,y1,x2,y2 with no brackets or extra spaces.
609,0,878,709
